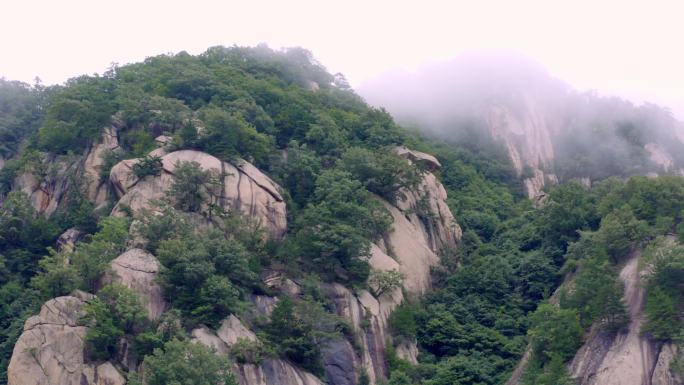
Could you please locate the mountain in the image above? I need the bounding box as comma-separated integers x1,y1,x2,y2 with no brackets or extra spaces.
358,52,684,197
1,47,684,385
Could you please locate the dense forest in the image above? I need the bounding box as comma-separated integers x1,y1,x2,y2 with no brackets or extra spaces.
1,46,684,385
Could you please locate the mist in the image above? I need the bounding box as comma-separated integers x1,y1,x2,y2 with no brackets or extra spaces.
357,51,684,183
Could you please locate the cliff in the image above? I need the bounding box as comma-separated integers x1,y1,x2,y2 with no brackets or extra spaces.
6,141,460,385
569,250,681,385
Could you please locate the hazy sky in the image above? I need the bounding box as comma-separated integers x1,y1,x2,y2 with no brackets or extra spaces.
2,0,683,117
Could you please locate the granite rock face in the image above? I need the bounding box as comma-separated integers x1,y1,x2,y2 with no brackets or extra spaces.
110,150,287,239
569,250,682,385
103,248,167,320
7,294,124,385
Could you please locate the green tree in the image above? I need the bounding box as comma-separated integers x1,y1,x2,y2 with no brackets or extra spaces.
135,338,237,385
596,206,650,262
81,284,148,360
643,287,681,341
167,161,220,212
527,304,582,364
155,230,255,326
337,147,422,203
265,297,323,375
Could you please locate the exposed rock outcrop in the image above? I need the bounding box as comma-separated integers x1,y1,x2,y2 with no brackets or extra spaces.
569,250,681,385
56,228,84,252
103,248,166,320
233,359,324,385
645,143,684,176
485,96,558,198
318,153,460,384
324,283,403,384
382,153,461,295
651,344,681,385
192,315,323,385
110,150,287,239
7,293,124,385
83,126,120,209
13,163,73,216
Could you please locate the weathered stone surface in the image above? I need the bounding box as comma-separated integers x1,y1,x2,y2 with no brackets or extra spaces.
192,315,323,385
395,146,441,171
262,270,301,296
322,339,359,385
395,341,419,364
249,295,278,318
13,164,72,216
484,97,558,198
569,250,677,385
217,315,257,346
325,283,403,384
652,343,680,385
192,326,230,355
56,228,84,252
374,159,461,296
93,362,126,385
83,126,119,208
104,248,166,320
233,358,324,385
7,295,122,385
192,315,257,355
318,151,461,384
110,150,287,239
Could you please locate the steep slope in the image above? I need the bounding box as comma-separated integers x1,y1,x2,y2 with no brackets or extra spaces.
570,247,681,385
6,145,459,385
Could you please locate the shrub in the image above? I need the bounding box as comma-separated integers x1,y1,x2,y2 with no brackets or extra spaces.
166,160,220,212
368,269,405,297
337,147,422,203
389,302,418,341
81,284,148,360
264,297,323,375
132,155,163,179
134,338,237,385
230,338,271,365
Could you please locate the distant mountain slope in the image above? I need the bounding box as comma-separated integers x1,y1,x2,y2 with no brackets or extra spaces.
359,52,684,197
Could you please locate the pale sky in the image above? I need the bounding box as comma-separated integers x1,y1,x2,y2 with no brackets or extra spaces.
2,0,684,117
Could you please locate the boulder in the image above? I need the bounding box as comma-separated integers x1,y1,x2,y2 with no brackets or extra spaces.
7,294,123,385
216,315,258,347
191,326,231,355
318,151,461,383
104,248,166,320
249,295,278,318
380,172,460,295
110,150,287,239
